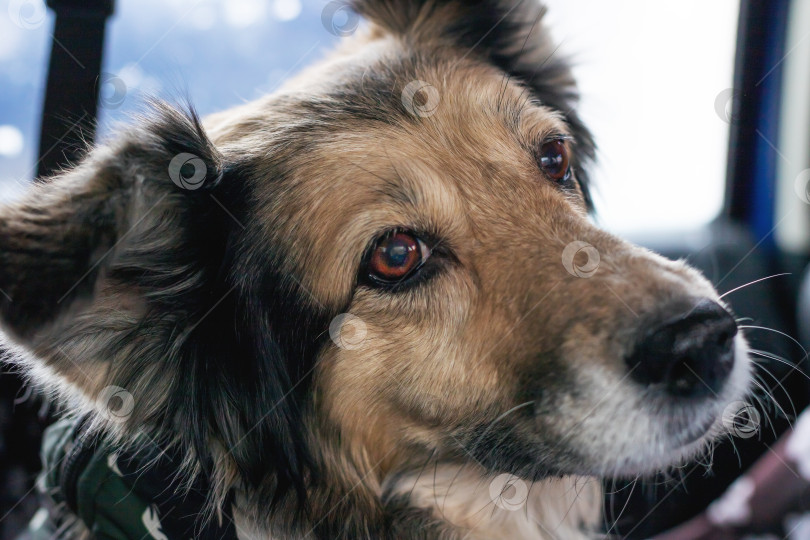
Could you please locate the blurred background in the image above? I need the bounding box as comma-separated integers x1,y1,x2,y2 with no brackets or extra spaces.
1,0,810,538
0,0,739,232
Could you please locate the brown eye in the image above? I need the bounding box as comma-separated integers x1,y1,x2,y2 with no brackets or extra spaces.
538,140,570,182
367,232,431,283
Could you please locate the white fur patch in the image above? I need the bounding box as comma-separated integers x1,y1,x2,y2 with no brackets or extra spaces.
389,464,600,540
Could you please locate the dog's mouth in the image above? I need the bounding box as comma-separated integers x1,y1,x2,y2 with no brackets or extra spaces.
663,404,723,448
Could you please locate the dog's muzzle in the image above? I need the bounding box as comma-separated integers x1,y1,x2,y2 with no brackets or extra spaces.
626,299,738,398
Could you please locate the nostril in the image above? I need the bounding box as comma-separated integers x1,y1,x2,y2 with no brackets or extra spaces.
626,299,737,398
668,361,702,395
717,328,735,347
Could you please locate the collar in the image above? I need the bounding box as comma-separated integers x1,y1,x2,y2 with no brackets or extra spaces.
38,415,238,540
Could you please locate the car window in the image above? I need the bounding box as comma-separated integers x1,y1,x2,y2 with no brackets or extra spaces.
0,0,340,201
544,0,739,234
1,0,738,237
0,0,52,200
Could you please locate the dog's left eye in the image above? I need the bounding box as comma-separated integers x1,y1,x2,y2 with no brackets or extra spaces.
538,140,571,182
366,231,431,284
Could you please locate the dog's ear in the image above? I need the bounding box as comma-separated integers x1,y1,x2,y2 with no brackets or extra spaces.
0,103,224,345
0,102,315,512
351,0,596,208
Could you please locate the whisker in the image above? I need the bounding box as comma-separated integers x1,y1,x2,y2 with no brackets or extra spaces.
441,451,472,518
444,407,528,518
749,374,787,436
406,448,437,504
752,363,796,423
750,373,775,415
719,273,791,300
602,478,616,530
558,477,592,532
723,426,743,468
740,325,808,358
469,401,535,452
604,477,637,537
749,349,810,384
603,477,637,496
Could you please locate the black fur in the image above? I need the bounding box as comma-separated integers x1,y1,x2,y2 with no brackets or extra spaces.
107,106,327,514
0,102,326,519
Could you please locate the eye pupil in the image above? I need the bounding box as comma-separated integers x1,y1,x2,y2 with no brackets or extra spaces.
385,238,412,267
539,140,570,182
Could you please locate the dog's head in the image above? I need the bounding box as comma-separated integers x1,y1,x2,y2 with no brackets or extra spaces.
0,0,749,533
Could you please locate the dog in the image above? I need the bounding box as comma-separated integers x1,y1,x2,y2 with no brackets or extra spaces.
0,0,751,538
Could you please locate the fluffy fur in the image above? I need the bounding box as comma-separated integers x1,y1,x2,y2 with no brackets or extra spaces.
0,1,749,538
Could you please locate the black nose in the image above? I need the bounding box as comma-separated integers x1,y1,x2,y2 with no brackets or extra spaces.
626,300,737,397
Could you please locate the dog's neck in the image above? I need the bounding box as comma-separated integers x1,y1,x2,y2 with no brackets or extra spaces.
388,465,601,540
233,465,600,539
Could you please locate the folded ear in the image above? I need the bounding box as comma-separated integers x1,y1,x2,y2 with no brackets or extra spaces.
0,103,224,345
0,102,317,513
350,0,596,207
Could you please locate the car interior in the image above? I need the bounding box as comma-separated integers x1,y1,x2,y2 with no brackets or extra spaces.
0,0,809,538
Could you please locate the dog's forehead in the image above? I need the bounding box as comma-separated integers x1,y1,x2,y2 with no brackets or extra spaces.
220,53,578,306
240,54,571,197
212,45,569,153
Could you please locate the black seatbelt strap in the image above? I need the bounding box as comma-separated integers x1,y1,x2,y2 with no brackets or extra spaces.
36,0,115,179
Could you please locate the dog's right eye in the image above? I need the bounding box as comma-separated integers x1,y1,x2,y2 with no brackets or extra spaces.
364,231,432,286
